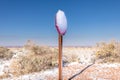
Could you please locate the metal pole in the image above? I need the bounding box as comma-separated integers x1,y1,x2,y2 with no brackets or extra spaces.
58,34,63,80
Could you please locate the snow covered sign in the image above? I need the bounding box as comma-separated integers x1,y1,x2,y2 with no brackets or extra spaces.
55,10,67,35
55,10,67,80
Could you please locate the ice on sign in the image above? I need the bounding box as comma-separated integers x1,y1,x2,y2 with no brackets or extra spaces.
55,10,67,35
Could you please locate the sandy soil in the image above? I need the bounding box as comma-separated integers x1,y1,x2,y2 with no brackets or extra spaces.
2,62,120,80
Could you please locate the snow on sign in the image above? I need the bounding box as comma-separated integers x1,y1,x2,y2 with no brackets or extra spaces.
55,10,68,80
55,10,67,35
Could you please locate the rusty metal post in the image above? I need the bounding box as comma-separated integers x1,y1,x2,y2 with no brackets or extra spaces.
58,34,63,80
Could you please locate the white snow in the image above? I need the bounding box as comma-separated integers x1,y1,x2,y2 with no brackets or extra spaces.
99,63,120,68
56,10,67,35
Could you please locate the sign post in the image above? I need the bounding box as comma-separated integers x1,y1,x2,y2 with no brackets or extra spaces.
55,10,67,80
58,34,62,80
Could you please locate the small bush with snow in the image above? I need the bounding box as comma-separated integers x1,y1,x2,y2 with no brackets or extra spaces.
0,47,13,59
95,40,120,63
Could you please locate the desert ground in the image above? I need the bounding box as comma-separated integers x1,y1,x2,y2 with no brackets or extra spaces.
0,42,120,80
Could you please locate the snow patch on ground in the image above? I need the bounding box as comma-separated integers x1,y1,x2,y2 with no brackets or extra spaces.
2,68,58,80
0,60,11,76
99,63,120,68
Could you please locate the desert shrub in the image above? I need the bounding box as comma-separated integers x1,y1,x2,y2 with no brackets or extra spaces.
0,47,13,59
63,50,79,63
9,45,58,76
95,41,120,63
0,73,10,79
24,40,36,50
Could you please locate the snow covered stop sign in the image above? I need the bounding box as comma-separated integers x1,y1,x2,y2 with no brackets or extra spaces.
55,10,67,80
55,10,67,35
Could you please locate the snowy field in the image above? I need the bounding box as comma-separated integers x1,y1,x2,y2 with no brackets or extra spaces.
0,47,120,80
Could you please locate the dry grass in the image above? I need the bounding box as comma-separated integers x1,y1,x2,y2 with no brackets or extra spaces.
95,40,120,63
63,47,97,64
63,51,79,63
0,73,10,79
9,45,58,76
0,47,13,59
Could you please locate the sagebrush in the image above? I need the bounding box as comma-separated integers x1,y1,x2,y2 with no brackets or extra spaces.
10,45,58,76
0,47,13,59
96,41,120,63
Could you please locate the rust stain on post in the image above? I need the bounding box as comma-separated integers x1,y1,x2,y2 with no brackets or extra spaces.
58,34,63,80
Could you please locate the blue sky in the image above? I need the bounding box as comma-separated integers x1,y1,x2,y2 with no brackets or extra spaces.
0,0,120,46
